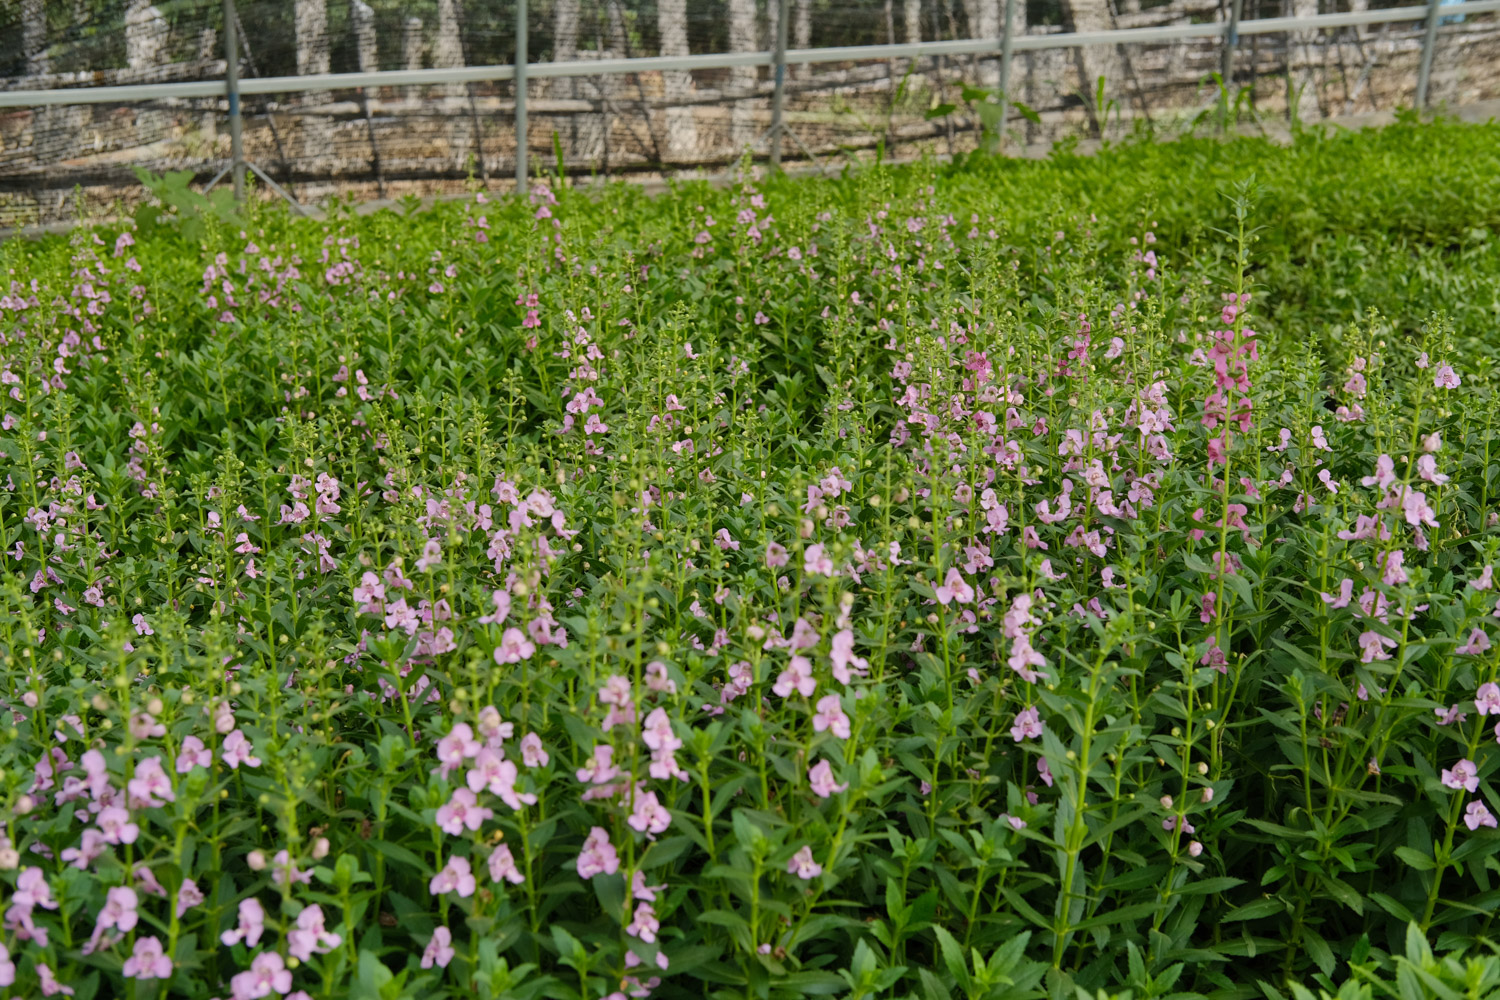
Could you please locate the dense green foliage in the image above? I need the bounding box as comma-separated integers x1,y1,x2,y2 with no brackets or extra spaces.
2,118,1500,1000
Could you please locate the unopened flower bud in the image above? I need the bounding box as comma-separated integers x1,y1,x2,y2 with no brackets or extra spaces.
1188,841,1203,857
312,837,330,860
1160,795,1173,809
247,850,266,871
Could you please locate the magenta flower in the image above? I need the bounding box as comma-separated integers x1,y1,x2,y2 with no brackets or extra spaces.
1442,759,1480,793
1465,801,1498,831
812,694,851,739
1010,706,1044,742
122,936,173,980
788,845,823,880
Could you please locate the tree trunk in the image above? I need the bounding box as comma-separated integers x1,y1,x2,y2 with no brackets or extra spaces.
1058,0,1117,132
22,0,47,76
1289,0,1323,119
728,0,759,150
962,0,1002,86
794,0,813,78
294,0,329,76
658,0,698,159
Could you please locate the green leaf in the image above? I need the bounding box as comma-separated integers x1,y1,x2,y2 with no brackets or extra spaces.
925,103,958,120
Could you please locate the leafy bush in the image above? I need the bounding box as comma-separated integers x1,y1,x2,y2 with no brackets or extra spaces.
2,118,1500,1000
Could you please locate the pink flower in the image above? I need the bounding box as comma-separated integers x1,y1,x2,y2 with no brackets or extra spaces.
626,902,660,942
488,844,525,884
436,787,494,834
436,724,482,776
123,935,173,980
788,845,822,880
934,567,975,605
176,878,204,918
520,732,549,767
229,951,292,999
577,827,621,878
1442,759,1480,793
1010,706,1044,742
829,628,868,685
494,627,536,663
270,850,313,889
1434,364,1461,389
126,756,174,807
0,943,12,989
1465,801,1498,831
221,730,261,769
38,963,75,997
804,543,835,576
812,694,851,739
429,856,477,898
1008,635,1049,683
220,898,266,947
1458,629,1492,656
97,805,139,845
1358,630,1397,663
765,542,789,568
286,904,342,962
1477,683,1500,717
576,744,620,786
628,790,672,838
422,926,456,969
85,886,138,953
808,759,848,798
773,656,817,699
176,735,212,773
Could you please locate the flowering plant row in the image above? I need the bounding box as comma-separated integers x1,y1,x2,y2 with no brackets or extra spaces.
4,123,1500,1000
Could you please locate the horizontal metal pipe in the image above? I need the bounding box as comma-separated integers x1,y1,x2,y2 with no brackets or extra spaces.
0,0,1493,109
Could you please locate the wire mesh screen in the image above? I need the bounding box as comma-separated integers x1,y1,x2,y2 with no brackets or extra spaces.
1,0,1497,228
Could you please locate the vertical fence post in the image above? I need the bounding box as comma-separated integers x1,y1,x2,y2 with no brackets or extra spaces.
515,0,528,189
1220,0,1242,93
770,0,790,167
224,0,244,202
1415,0,1440,107
998,0,1017,152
